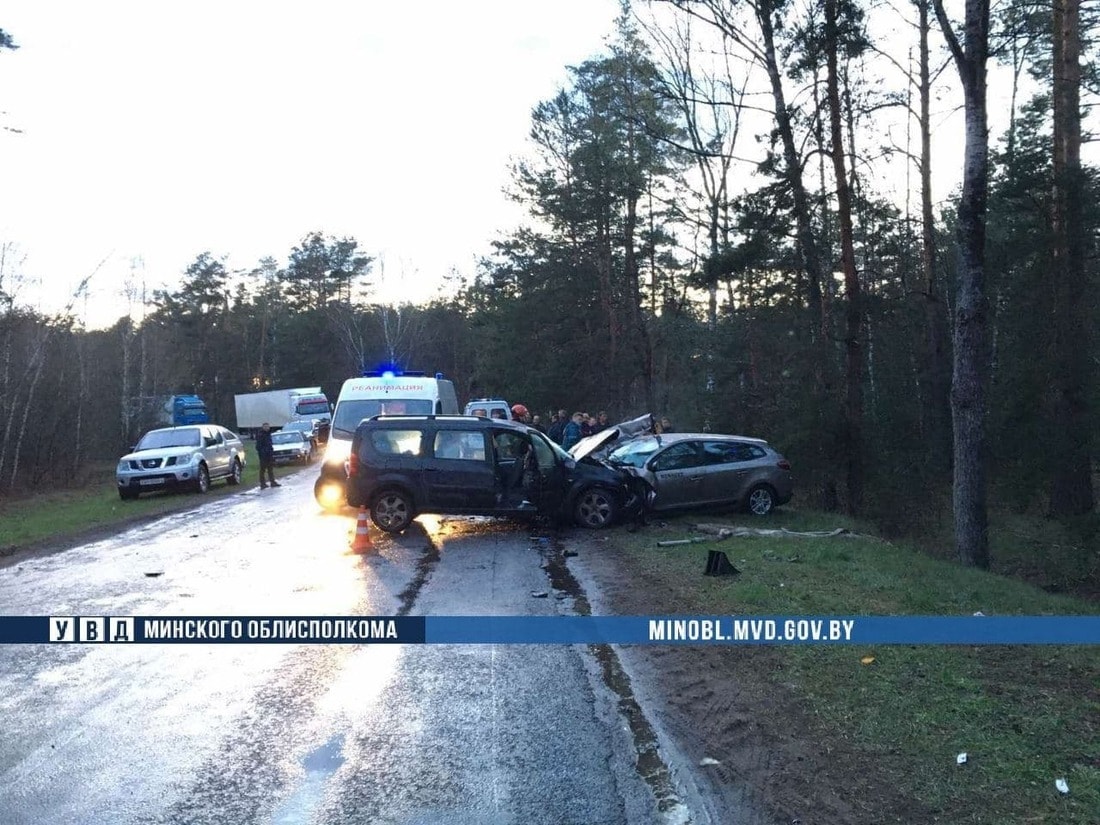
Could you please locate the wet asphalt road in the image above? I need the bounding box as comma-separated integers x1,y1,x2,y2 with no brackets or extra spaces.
0,470,713,825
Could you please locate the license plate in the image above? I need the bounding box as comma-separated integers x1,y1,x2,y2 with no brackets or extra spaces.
139,479,164,486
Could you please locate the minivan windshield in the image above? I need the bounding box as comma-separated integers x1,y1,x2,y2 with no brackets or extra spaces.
541,432,573,464
332,399,434,436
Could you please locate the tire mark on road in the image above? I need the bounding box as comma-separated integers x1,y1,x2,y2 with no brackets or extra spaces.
541,534,695,824
394,533,441,616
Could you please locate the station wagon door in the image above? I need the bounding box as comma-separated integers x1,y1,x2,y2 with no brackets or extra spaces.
697,440,762,505
646,442,706,510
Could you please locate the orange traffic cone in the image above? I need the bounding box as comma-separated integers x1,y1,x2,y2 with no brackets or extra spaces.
350,507,374,553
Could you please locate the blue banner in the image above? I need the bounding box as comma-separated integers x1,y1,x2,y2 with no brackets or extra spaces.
424,615,1100,645
0,615,1097,645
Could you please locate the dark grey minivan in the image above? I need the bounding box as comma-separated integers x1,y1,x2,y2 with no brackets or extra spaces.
345,415,643,533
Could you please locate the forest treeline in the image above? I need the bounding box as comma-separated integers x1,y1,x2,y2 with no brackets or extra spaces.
1,1,1096,571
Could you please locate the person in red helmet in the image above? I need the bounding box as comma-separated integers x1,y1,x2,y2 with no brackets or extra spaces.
511,404,529,424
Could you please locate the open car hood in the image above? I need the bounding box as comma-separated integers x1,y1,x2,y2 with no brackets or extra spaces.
569,413,655,461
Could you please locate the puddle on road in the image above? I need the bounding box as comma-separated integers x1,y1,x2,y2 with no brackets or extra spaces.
269,733,346,825
540,535,693,823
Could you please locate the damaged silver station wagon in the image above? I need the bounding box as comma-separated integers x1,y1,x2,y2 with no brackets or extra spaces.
602,432,793,516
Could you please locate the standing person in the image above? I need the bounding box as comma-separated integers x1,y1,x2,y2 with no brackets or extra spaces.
580,413,594,438
511,404,530,424
548,409,567,444
659,416,674,434
531,414,546,433
256,422,279,489
562,412,584,451
591,411,610,434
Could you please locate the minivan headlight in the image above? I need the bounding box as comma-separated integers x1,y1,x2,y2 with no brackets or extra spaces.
324,438,352,465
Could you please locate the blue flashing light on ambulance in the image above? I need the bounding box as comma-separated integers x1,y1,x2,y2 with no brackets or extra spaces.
313,367,459,509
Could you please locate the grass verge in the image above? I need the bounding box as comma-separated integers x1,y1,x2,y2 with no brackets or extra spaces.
0,446,312,553
620,509,1100,824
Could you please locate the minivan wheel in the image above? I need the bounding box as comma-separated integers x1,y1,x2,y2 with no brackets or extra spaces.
746,484,776,516
195,464,210,494
371,490,415,533
574,487,618,529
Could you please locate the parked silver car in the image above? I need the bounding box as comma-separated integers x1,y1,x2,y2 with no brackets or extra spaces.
271,430,314,464
281,419,326,449
116,425,246,500
604,433,793,516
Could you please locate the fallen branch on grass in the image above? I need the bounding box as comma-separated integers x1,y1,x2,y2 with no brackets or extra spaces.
687,524,876,540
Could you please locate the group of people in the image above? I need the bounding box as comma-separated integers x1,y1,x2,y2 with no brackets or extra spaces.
505,406,674,451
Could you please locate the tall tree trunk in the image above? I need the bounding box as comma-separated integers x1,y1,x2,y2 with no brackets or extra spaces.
934,0,991,568
1049,0,1093,515
826,0,864,514
756,0,837,508
757,0,825,335
917,0,952,472
624,193,655,412
120,320,133,447
9,335,49,490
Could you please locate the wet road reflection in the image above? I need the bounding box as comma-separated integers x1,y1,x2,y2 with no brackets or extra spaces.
0,471,707,824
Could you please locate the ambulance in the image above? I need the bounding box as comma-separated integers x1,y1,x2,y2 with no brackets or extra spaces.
314,369,459,509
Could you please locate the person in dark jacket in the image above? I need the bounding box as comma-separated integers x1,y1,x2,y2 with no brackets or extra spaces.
256,422,279,489
547,409,567,444
562,412,584,451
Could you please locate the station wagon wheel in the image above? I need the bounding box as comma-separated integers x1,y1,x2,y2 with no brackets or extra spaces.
746,484,775,516
227,458,242,486
195,464,210,494
371,490,415,533
574,487,618,529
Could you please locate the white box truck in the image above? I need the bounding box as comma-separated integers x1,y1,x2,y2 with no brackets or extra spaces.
234,387,331,436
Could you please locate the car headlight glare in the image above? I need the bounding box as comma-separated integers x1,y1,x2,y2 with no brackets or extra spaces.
324,439,352,465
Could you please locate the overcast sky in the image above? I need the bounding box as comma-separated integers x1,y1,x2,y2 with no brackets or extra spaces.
0,1,622,327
